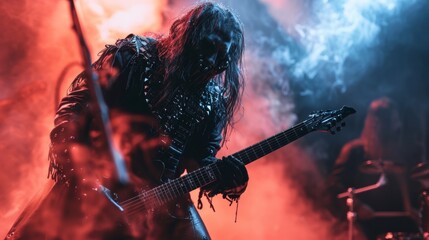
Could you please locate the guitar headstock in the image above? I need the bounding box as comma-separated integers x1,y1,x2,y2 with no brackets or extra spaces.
304,106,356,134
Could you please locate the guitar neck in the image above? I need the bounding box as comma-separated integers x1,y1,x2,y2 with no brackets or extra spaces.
136,122,311,210
232,122,310,165
118,106,355,214
136,165,218,209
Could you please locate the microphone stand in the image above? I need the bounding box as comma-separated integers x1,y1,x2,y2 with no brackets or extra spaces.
338,173,387,240
66,0,129,184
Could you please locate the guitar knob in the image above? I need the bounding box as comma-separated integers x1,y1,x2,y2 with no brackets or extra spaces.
336,127,342,132
341,122,346,127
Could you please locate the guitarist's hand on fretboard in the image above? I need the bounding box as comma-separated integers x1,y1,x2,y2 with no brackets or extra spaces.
204,156,249,199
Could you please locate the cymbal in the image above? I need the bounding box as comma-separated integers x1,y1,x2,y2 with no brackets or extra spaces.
359,160,405,174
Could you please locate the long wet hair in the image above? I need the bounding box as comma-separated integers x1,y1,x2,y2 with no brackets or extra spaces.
156,2,245,141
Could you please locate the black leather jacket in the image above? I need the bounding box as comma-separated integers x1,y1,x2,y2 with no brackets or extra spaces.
48,34,226,184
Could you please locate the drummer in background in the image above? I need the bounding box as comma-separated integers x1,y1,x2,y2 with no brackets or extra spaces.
327,97,422,240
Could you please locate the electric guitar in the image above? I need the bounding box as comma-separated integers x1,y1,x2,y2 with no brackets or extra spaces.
99,106,356,218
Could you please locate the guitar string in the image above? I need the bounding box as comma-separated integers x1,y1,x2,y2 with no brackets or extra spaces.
119,181,165,211
125,163,220,216
121,121,304,208
124,157,244,216
249,124,301,159
234,123,304,164
122,183,167,214
121,166,207,212
118,126,303,215
122,165,216,216
118,162,209,207
121,127,298,208
116,114,346,218
116,124,307,215
120,178,173,208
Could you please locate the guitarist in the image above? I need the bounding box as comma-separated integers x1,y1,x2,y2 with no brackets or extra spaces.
7,2,248,240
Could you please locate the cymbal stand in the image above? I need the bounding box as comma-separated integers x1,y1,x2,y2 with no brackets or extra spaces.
338,173,387,240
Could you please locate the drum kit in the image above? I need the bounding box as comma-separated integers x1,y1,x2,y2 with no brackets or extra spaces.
338,160,429,240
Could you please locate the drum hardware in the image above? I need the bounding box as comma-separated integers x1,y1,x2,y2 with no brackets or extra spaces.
338,173,387,240
378,232,425,240
411,163,429,239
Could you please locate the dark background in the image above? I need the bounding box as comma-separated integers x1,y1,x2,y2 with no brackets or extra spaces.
0,0,428,239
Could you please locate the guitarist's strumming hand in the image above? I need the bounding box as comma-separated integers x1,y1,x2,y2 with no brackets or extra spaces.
205,156,249,200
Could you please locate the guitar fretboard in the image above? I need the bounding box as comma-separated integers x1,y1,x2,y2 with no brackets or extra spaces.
233,122,309,165
122,164,219,212
122,121,311,213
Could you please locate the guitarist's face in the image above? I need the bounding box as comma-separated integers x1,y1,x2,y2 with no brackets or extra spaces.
195,30,233,75
165,3,244,90
185,28,235,86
